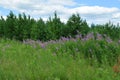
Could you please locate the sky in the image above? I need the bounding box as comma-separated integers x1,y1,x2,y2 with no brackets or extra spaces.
0,0,120,24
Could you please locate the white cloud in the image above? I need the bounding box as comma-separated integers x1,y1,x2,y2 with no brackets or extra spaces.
72,6,119,15
112,13,120,19
48,0,76,6
71,6,120,24
0,0,120,24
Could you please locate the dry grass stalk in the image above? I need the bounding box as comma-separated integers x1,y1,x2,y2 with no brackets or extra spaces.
113,56,120,74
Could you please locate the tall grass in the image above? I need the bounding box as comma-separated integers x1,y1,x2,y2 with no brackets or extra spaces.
0,37,120,80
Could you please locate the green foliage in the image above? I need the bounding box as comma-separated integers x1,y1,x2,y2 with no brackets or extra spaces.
82,40,119,66
0,16,5,37
50,39,120,66
66,13,89,37
0,11,90,41
91,22,120,40
5,11,16,39
0,11,120,42
0,39,120,80
22,14,34,40
1,11,120,80
46,11,65,40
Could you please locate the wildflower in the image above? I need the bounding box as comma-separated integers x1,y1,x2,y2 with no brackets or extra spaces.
96,33,103,40
40,43,46,48
61,37,69,41
75,34,82,39
83,32,94,41
49,40,57,44
106,37,112,43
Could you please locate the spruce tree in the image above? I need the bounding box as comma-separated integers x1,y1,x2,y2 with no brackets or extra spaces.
5,11,16,39
66,13,89,37
0,16,5,37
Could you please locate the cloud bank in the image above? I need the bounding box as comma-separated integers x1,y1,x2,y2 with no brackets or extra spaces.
0,0,120,24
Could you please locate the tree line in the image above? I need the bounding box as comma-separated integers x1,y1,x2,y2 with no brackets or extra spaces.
0,11,120,41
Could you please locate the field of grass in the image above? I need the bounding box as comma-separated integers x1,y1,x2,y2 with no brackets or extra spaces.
0,38,120,80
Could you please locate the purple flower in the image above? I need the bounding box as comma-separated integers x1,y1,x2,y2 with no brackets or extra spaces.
60,37,69,41
96,33,103,40
106,37,112,43
40,43,46,48
75,34,82,39
82,32,94,41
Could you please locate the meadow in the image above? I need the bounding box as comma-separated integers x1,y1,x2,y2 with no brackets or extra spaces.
1,11,120,80
0,33,120,80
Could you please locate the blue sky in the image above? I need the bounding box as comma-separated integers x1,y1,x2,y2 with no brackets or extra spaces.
0,0,120,24
76,0,120,8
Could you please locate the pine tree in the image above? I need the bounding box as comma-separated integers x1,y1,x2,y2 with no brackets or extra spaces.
0,16,5,37
5,11,16,39
46,11,65,39
66,13,89,37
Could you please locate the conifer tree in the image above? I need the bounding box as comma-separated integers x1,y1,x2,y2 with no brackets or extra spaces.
0,16,5,37
5,11,16,39
66,13,89,37
46,11,65,39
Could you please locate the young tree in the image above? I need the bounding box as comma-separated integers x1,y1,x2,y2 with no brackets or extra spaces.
22,14,34,40
0,16,5,37
66,13,89,37
46,11,65,39
31,18,48,41
14,14,24,40
5,11,16,39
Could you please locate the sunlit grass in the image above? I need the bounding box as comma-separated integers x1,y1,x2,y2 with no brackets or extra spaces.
0,39,120,80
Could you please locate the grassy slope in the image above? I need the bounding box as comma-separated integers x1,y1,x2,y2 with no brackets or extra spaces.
0,39,119,80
